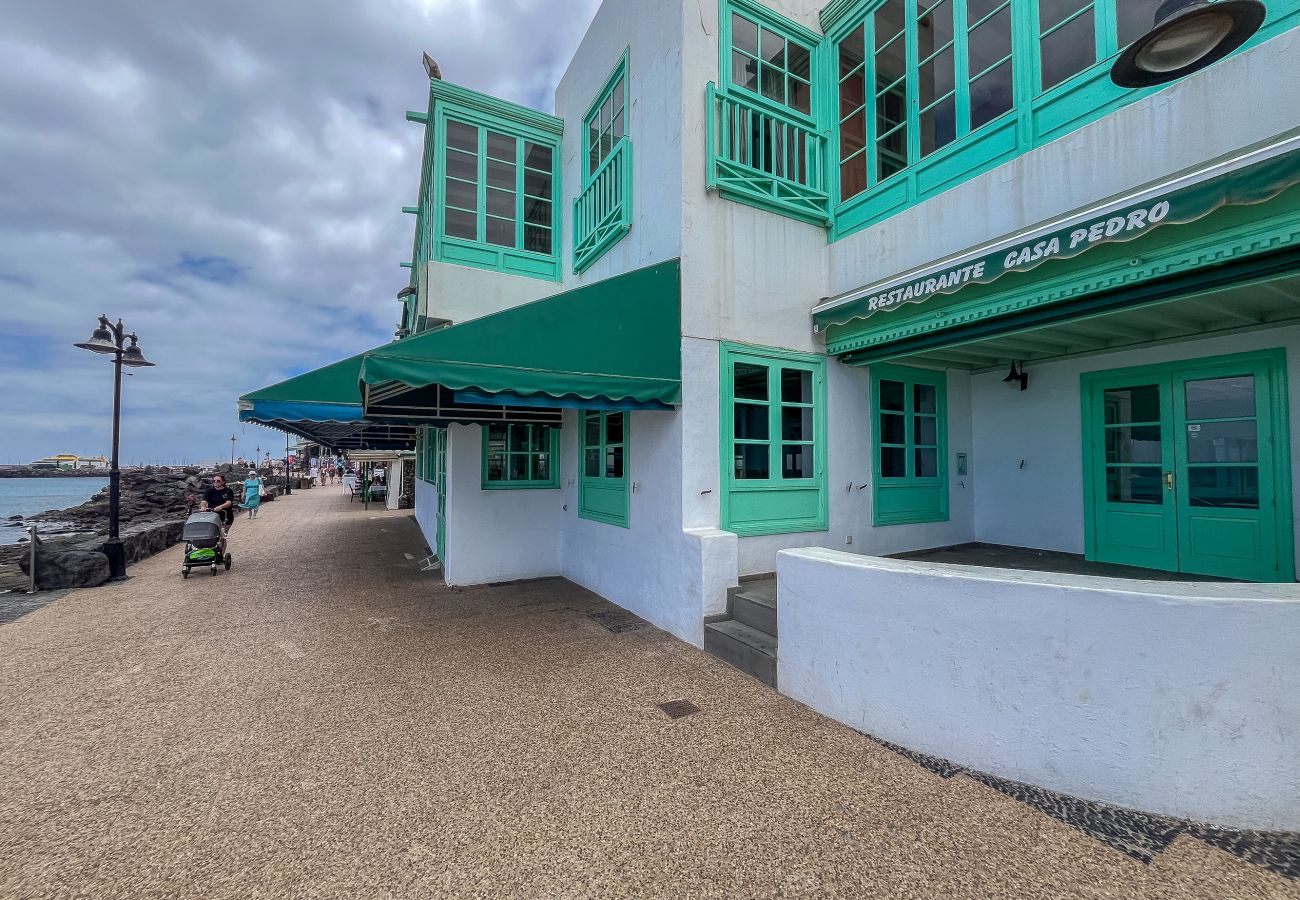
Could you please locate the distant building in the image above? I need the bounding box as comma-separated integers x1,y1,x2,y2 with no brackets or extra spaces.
30,454,108,470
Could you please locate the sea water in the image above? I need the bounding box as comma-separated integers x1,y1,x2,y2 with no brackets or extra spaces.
0,478,107,544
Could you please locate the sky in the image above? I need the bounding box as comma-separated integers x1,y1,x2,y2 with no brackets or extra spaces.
0,0,599,465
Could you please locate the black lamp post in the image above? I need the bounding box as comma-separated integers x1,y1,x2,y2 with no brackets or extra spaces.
1111,0,1265,87
74,315,155,581
283,433,292,496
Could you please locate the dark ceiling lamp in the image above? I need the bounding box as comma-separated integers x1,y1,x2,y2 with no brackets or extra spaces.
1002,359,1029,391
1110,0,1266,87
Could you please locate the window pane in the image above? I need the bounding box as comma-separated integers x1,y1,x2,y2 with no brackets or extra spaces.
875,0,906,50
584,414,600,447
1040,0,1087,31
1104,425,1162,464
968,0,1005,22
1104,385,1162,425
446,120,477,152
523,225,551,254
918,46,954,109
485,130,515,161
524,142,552,172
915,415,937,445
486,158,515,190
585,448,600,477
1041,9,1095,91
601,92,615,131
605,412,624,445
530,426,547,452
840,25,866,77
841,69,867,120
735,403,769,440
486,187,515,218
524,169,552,200
508,454,529,481
917,0,955,60
880,412,906,444
781,368,811,403
444,177,477,211
613,78,625,110
732,13,759,56
788,42,811,80
760,63,784,103
732,50,759,92
915,447,938,478
486,452,505,481
534,452,551,482
734,362,768,400
841,150,868,200
920,94,957,157
508,426,528,452
914,383,936,414
735,444,770,479
881,446,906,477
485,216,514,247
970,59,1014,129
445,149,477,181
761,28,786,68
969,7,1013,73
1106,466,1164,503
879,379,905,411
1185,376,1255,419
444,207,476,240
1187,421,1258,463
612,109,625,142
1116,0,1163,45
524,196,551,227
783,406,812,441
789,77,811,115
606,446,624,478
783,444,814,479
1188,466,1259,508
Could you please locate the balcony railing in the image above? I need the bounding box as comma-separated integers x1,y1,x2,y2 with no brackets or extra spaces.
573,139,633,273
706,82,831,226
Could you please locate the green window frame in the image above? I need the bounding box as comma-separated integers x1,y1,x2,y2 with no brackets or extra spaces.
425,81,563,281
417,427,437,483
578,411,630,527
574,50,633,273
725,0,816,118
871,363,948,525
720,343,828,535
481,424,560,489
824,0,1300,240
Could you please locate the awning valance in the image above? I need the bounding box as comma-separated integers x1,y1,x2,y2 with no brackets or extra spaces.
813,133,1300,335
360,259,682,416
239,353,418,450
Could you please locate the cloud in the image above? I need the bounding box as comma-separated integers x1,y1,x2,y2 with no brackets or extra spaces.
0,0,599,465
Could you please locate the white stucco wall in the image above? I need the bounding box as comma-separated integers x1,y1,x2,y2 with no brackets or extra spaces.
441,424,563,585
413,476,439,561
971,326,1300,564
778,548,1300,829
422,261,560,328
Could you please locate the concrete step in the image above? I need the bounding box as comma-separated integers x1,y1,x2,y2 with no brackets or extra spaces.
704,618,777,688
732,588,777,637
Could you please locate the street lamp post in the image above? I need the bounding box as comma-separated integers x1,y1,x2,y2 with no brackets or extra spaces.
74,315,155,581
230,433,237,466
283,433,292,496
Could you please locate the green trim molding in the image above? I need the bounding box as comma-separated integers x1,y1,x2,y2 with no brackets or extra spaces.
870,363,949,526
720,342,829,536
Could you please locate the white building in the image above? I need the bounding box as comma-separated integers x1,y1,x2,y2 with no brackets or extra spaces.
244,0,1300,829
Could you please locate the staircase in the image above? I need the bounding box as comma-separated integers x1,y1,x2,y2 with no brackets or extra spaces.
704,575,777,688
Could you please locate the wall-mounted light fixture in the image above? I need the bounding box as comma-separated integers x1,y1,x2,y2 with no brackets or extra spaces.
1002,360,1029,391
1110,0,1265,87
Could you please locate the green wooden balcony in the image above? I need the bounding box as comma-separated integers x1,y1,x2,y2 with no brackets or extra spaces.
706,82,832,227
573,139,633,273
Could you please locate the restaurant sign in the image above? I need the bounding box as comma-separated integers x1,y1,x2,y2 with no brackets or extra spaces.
812,139,1300,333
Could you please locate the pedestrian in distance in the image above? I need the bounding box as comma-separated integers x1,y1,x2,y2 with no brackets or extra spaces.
241,469,262,520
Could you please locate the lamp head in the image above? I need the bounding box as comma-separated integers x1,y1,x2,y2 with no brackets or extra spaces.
1110,0,1266,87
119,334,155,368
74,315,118,354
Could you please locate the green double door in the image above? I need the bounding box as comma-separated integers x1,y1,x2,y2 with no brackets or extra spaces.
1083,351,1293,582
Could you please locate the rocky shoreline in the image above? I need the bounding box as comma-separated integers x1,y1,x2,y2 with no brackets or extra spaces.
1,464,315,592
0,466,117,479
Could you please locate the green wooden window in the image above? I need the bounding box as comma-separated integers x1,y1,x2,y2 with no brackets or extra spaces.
706,0,832,226
418,427,437,483
482,424,560,489
416,429,425,481
575,51,633,273
721,344,828,535
425,82,563,281
826,0,1300,239
871,364,948,525
579,411,629,527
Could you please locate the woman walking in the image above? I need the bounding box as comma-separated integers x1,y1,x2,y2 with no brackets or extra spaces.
241,469,263,520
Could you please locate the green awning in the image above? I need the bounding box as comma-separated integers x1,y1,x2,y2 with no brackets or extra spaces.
360,259,682,410
239,352,418,450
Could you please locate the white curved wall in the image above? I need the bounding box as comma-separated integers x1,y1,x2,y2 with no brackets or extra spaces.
777,548,1300,829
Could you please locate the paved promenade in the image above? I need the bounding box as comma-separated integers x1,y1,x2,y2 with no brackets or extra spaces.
0,485,1295,899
